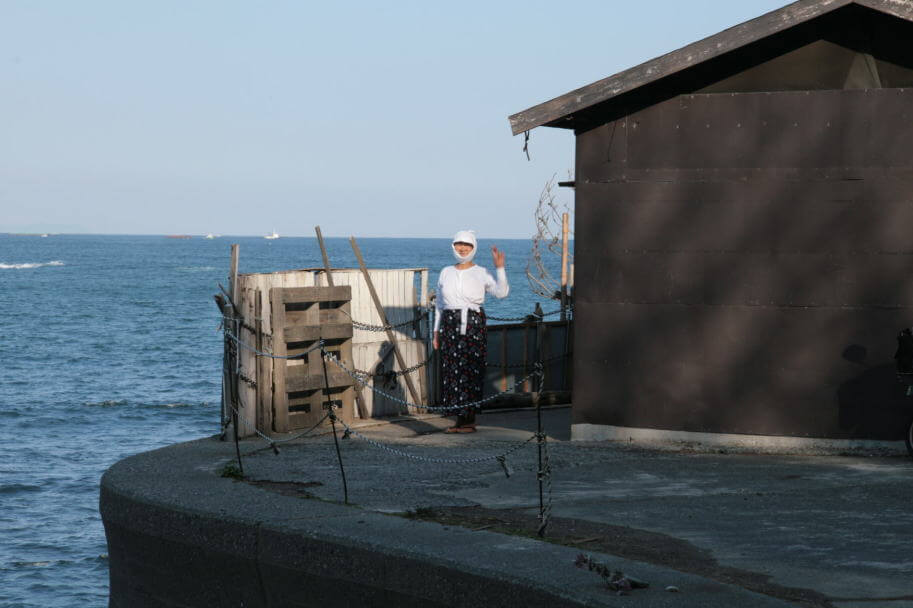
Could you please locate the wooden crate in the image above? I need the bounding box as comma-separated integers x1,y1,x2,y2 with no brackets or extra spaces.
270,285,355,432
232,267,430,438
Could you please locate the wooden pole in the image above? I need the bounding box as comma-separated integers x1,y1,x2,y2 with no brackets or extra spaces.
228,244,243,472
560,212,569,322
316,226,369,419
314,226,333,287
224,245,240,434
349,236,422,407
230,244,240,311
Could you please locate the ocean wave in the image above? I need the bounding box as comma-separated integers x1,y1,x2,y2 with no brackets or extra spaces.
83,399,128,407
0,260,65,270
151,402,197,409
175,266,217,272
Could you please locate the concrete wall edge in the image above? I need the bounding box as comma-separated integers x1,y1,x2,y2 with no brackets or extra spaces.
571,423,907,455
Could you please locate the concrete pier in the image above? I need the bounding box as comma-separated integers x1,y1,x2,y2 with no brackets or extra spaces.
100,408,913,607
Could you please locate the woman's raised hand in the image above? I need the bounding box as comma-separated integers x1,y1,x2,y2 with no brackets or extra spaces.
491,246,505,268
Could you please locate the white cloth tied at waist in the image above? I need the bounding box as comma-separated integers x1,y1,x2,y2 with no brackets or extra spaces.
434,264,509,336
442,306,481,335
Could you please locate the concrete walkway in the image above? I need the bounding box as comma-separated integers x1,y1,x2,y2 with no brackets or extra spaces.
101,407,913,607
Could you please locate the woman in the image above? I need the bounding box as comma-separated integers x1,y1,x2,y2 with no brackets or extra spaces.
433,230,509,433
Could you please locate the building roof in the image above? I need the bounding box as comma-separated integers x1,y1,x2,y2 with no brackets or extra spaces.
508,0,913,135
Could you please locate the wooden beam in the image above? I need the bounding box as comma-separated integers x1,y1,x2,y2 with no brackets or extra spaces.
227,244,240,436
349,236,423,407
315,225,334,287
278,286,351,303
284,323,352,343
229,245,240,312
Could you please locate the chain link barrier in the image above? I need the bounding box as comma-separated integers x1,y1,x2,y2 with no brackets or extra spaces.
486,351,571,369
223,400,331,454
354,352,434,380
335,418,537,465
218,331,556,522
339,308,429,332
224,331,325,360
324,352,543,414
485,306,571,322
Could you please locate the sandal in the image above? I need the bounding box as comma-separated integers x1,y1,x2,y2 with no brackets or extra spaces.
444,426,462,434
456,425,477,433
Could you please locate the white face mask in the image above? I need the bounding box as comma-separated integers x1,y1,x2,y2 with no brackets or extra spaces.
452,243,475,263
451,230,477,263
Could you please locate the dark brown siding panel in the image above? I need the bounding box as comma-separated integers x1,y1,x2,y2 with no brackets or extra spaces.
625,89,913,171
578,179,913,253
573,89,913,440
577,120,628,182
573,302,911,439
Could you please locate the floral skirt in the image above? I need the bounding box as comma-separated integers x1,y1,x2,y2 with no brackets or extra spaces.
439,308,487,420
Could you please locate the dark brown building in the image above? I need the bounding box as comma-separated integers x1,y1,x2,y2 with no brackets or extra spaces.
510,0,913,444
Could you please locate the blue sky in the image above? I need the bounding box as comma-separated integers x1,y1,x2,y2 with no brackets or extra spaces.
1,0,786,237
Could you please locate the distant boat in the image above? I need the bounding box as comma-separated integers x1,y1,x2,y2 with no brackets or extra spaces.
264,230,279,240
204,233,216,239
40,234,49,238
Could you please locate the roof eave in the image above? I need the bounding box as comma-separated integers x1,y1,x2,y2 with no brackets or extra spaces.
508,0,860,135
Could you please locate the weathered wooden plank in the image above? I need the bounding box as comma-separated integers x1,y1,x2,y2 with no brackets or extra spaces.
315,225,334,286
420,269,429,307
270,288,289,433
280,286,351,303
286,367,353,392
255,288,273,434
284,324,353,342
239,286,257,435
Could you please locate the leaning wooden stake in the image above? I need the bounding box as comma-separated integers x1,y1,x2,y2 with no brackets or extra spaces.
560,212,572,390
560,212,569,322
316,226,369,419
349,236,422,407
228,244,244,474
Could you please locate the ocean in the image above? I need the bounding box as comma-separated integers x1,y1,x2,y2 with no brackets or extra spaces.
0,233,565,607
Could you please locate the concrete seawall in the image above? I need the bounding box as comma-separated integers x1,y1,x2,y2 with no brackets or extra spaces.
101,438,610,608
100,409,913,607
104,437,787,607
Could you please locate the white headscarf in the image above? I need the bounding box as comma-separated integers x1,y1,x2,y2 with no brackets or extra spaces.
452,230,477,263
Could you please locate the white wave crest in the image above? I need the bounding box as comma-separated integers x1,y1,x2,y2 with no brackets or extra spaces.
0,260,65,270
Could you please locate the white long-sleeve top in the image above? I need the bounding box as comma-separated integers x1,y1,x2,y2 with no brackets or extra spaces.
434,264,509,334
